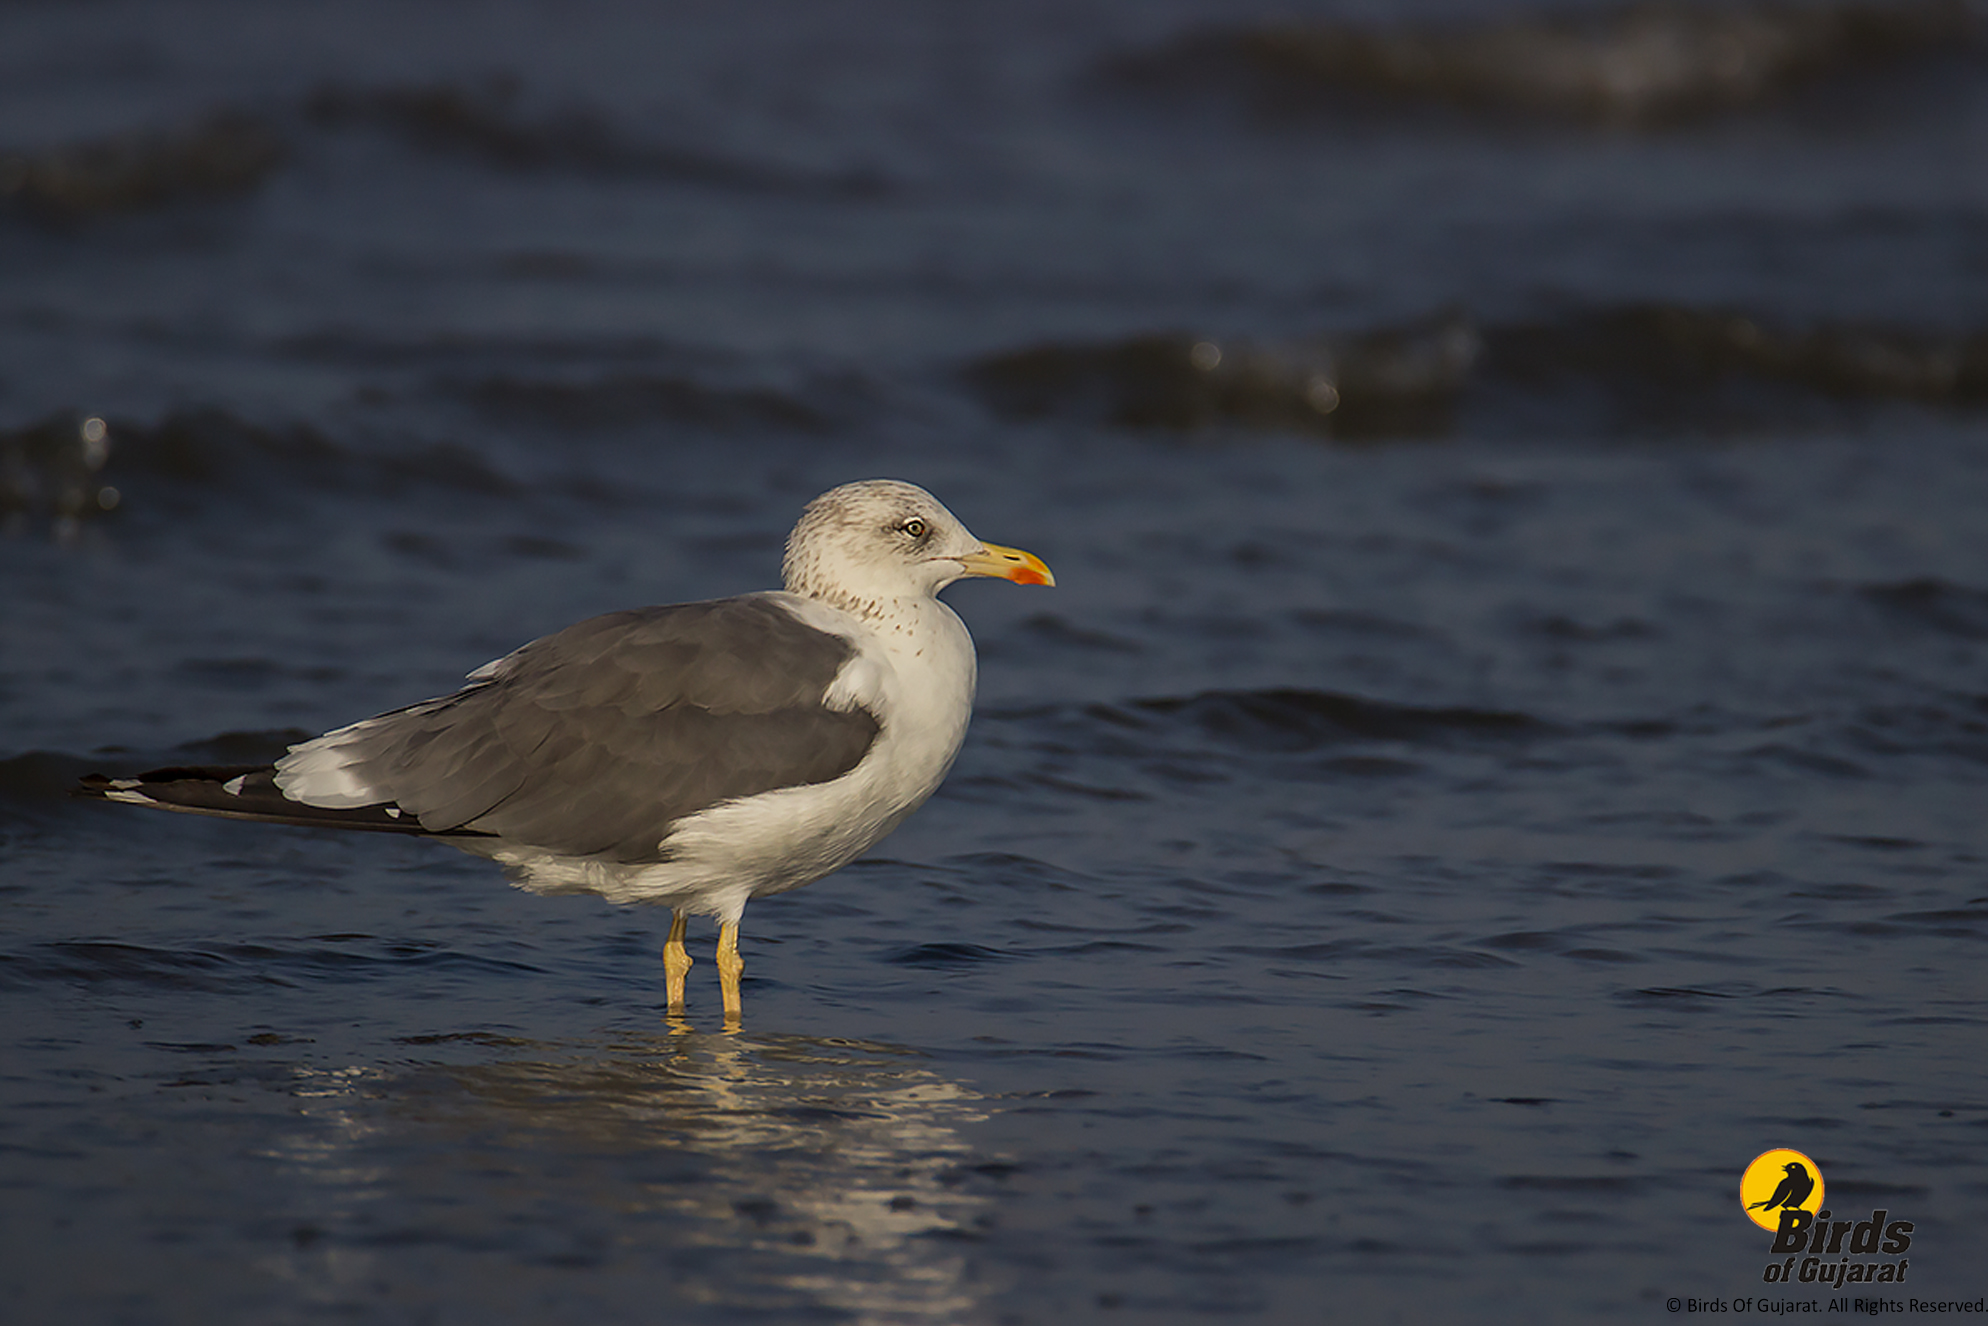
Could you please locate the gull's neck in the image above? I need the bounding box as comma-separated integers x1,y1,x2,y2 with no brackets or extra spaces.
787,563,938,627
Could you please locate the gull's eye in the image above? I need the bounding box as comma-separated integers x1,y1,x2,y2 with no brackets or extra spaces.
900,517,928,539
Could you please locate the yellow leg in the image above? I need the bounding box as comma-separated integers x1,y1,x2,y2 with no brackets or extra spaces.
716,920,744,1023
663,911,692,1011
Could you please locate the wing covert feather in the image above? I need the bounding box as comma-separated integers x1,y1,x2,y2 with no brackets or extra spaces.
307,597,881,861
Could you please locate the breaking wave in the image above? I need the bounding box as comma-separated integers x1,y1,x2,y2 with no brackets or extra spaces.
964,303,1988,438
1105,0,1981,126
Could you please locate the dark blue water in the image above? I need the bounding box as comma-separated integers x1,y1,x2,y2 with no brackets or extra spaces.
5,1,1988,1320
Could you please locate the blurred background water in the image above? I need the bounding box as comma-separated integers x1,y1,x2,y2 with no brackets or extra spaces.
4,1,1987,1320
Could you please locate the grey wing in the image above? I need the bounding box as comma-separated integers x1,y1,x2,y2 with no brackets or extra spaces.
275,596,880,862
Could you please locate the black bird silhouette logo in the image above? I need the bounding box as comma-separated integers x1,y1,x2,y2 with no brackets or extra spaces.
1747,1161,1815,1212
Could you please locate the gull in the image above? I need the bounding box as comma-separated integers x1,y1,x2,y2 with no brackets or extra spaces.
80,479,1053,1019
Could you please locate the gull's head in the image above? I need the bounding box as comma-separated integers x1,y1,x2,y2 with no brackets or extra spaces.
783,479,1053,612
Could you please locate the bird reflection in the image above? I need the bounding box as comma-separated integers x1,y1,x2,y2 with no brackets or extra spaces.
269,1026,1001,1322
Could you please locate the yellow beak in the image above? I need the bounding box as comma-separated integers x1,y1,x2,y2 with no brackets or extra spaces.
958,541,1055,587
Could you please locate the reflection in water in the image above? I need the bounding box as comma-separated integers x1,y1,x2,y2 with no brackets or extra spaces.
258,1027,1000,1323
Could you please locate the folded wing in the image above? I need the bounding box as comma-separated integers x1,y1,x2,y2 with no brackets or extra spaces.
87,596,883,863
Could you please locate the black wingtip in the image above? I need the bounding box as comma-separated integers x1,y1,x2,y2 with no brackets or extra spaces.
74,765,268,801
74,762,493,839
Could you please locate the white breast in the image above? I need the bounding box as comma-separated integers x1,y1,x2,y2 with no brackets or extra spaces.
488,591,978,921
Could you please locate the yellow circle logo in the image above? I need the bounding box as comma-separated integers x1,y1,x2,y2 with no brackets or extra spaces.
1740,1148,1825,1232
